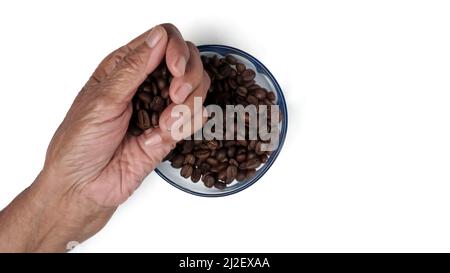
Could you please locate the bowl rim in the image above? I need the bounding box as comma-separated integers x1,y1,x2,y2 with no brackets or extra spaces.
155,44,288,197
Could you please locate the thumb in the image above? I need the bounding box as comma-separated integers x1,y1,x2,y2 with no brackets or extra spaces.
98,26,168,103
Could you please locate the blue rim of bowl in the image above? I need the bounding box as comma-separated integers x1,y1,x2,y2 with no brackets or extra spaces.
155,44,288,197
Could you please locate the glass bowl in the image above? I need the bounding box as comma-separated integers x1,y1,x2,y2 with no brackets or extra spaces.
155,44,288,197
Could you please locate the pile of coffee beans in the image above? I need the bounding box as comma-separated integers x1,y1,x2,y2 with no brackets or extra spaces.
128,62,172,136
128,53,279,190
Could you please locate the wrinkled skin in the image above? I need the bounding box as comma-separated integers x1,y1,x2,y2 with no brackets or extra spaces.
44,24,209,207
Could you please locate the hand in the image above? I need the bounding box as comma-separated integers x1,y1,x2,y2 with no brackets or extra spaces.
44,23,209,207
0,23,210,252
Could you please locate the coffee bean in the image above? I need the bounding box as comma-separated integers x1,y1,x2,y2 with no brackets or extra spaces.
206,157,219,166
181,141,194,154
171,154,184,168
228,78,238,89
199,162,211,173
137,109,151,130
160,87,169,99
246,95,258,105
150,96,165,112
180,164,193,178
253,88,267,100
225,55,237,65
236,86,248,97
202,174,215,188
235,153,246,163
194,149,211,160
150,112,159,127
247,152,257,160
246,169,256,179
210,162,228,172
229,158,239,167
191,168,201,183
183,154,196,165
236,170,247,182
215,148,227,161
138,92,153,104
241,69,256,81
214,181,227,189
217,169,227,181
226,165,238,181
226,146,236,158
236,63,246,73
260,154,269,163
156,78,166,89
267,91,276,102
206,140,219,150
239,158,261,170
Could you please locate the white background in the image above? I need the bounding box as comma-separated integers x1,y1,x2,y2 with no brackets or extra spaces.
0,0,450,252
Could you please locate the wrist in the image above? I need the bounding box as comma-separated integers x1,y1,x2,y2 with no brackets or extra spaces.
32,169,116,252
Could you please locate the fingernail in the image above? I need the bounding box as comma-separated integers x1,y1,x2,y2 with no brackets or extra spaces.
146,26,163,48
174,83,192,103
144,132,162,146
173,56,187,76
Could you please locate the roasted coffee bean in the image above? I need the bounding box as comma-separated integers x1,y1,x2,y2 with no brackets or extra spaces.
267,91,276,102
236,147,247,155
150,112,159,127
236,139,248,146
150,96,165,112
206,157,219,166
181,140,194,154
214,181,227,189
236,86,248,97
226,165,238,181
206,140,219,150
171,154,184,168
215,148,227,161
138,92,153,104
254,88,267,100
246,95,258,105
211,162,228,173
225,55,237,65
137,109,151,130
163,149,175,162
236,63,246,73
202,174,215,188
228,78,238,89
217,170,227,181
247,152,257,160
180,164,193,178
260,154,269,163
239,158,261,170
226,146,236,158
156,78,167,89
199,162,211,173
223,140,236,147
191,168,202,183
219,64,232,78
183,154,196,165
241,69,256,81
235,153,246,163
246,169,256,179
160,87,169,99
236,170,247,182
194,149,211,160
244,79,255,88
229,158,239,167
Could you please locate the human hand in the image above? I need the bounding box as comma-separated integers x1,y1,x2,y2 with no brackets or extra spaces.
44,23,209,207
0,23,209,252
